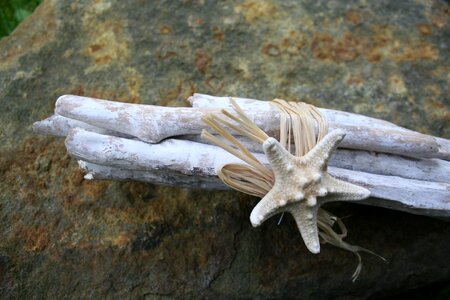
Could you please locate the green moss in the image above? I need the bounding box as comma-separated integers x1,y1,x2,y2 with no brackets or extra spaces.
0,0,42,39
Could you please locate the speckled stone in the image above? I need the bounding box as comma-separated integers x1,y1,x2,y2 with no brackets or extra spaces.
0,0,449,298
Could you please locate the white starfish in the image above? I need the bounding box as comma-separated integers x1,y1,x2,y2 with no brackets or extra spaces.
250,129,370,254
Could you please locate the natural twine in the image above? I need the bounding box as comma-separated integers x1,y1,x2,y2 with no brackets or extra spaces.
201,98,384,281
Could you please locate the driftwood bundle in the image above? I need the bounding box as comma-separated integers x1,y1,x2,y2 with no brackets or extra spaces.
33,93,450,280
34,93,450,219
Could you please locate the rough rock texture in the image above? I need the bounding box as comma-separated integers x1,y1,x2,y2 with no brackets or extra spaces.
0,0,449,298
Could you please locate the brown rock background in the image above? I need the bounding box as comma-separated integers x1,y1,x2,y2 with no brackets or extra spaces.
0,0,449,298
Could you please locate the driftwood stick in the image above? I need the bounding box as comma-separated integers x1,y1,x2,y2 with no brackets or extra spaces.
183,134,450,184
328,149,450,184
189,94,403,130
80,162,450,219
79,161,224,189
33,114,134,138
54,95,239,143
33,95,450,218
332,167,450,219
34,115,450,184
52,94,447,159
65,129,450,218
64,128,261,175
83,161,450,219
190,93,450,160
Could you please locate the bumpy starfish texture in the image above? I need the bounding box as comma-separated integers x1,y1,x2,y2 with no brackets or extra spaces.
250,129,370,254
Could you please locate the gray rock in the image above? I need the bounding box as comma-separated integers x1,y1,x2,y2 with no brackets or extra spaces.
0,0,449,298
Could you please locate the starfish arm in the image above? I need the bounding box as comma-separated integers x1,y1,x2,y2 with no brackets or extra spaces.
250,188,284,227
262,137,296,177
289,202,321,254
320,174,370,204
302,129,345,170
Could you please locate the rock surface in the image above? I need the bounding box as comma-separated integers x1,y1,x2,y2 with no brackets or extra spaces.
0,0,449,298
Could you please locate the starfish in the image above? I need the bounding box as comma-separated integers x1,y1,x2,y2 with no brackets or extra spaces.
250,129,370,254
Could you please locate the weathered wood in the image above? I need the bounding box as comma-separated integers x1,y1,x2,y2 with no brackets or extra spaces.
189,93,403,130
65,129,450,218
53,94,448,159
79,161,224,190
184,134,450,184
64,128,256,175
191,94,450,160
33,95,450,218
33,114,134,138
34,114,450,184
190,94,450,160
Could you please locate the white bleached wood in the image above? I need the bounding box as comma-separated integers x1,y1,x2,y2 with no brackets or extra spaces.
33,114,133,138
436,137,450,161
54,94,448,159
189,93,450,160
65,128,267,174
183,134,450,184
33,95,450,218
81,162,450,219
329,149,450,184
331,167,450,219
188,93,402,131
78,161,224,189
68,131,450,219
34,114,450,184
54,94,279,144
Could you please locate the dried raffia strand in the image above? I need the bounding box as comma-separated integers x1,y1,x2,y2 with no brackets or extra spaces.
202,97,383,280
307,102,329,140
271,99,383,280
201,98,273,192
271,99,328,156
219,165,272,197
